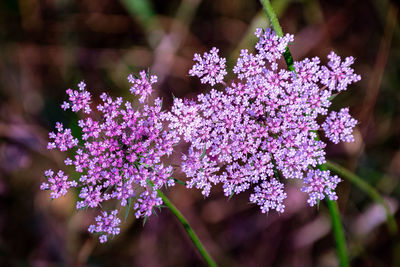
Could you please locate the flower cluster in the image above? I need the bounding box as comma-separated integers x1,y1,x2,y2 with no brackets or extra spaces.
42,74,179,242
254,28,294,62
47,122,78,151
88,210,121,243
189,47,227,86
168,28,360,213
40,170,77,199
249,179,287,213
61,81,92,113
301,169,341,206
320,51,361,91
43,27,360,242
322,108,358,144
128,70,158,103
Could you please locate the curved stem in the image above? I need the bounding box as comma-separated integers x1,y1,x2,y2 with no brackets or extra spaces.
326,199,350,267
326,160,398,235
156,189,218,267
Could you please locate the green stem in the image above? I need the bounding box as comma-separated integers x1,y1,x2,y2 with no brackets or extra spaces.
260,0,284,36
172,177,187,186
326,199,350,267
326,160,398,235
156,189,218,267
259,1,349,265
259,0,295,71
317,161,349,267
261,0,397,257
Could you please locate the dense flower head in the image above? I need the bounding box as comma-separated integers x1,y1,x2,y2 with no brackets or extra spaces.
43,26,361,243
47,122,79,151
168,28,360,212
233,49,265,79
189,47,227,86
301,169,341,206
42,71,179,242
133,191,163,218
61,81,92,113
322,108,358,144
320,51,361,91
250,178,287,213
40,170,77,199
254,28,294,62
88,210,121,243
128,70,158,103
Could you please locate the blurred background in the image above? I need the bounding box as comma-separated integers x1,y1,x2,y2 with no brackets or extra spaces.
0,0,399,266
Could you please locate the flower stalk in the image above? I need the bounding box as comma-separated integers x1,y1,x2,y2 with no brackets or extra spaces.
326,199,350,267
156,189,218,267
259,0,295,71
326,160,398,235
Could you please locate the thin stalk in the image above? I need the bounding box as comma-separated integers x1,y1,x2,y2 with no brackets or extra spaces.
326,160,398,235
326,199,350,267
260,0,284,36
317,161,349,267
259,0,295,71
259,1,349,265
156,189,218,267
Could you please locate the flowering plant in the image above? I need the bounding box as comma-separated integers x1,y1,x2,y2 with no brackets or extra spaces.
42,25,361,244
42,73,180,242
42,27,360,244
169,28,360,213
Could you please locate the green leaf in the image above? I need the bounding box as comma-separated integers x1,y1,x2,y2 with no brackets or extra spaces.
125,197,133,221
152,207,159,217
142,215,149,226
328,93,339,101
228,187,236,200
172,177,186,186
200,144,207,160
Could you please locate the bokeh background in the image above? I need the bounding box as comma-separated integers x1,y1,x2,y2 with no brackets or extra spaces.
1,0,399,266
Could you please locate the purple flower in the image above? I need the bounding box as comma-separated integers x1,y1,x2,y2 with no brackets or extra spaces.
43,71,180,241
322,108,358,144
181,148,221,197
40,170,77,199
320,51,361,92
133,191,163,218
88,210,121,243
294,57,321,85
128,70,158,103
169,27,360,212
250,178,287,213
301,169,341,206
189,47,227,86
42,25,361,241
61,81,92,113
233,49,265,80
47,122,78,151
254,28,294,63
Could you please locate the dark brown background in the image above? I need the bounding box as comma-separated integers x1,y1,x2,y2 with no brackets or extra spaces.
0,0,399,266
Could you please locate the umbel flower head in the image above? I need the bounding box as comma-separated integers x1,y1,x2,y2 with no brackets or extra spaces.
42,27,360,242
167,28,360,213
189,47,227,86
42,75,179,242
